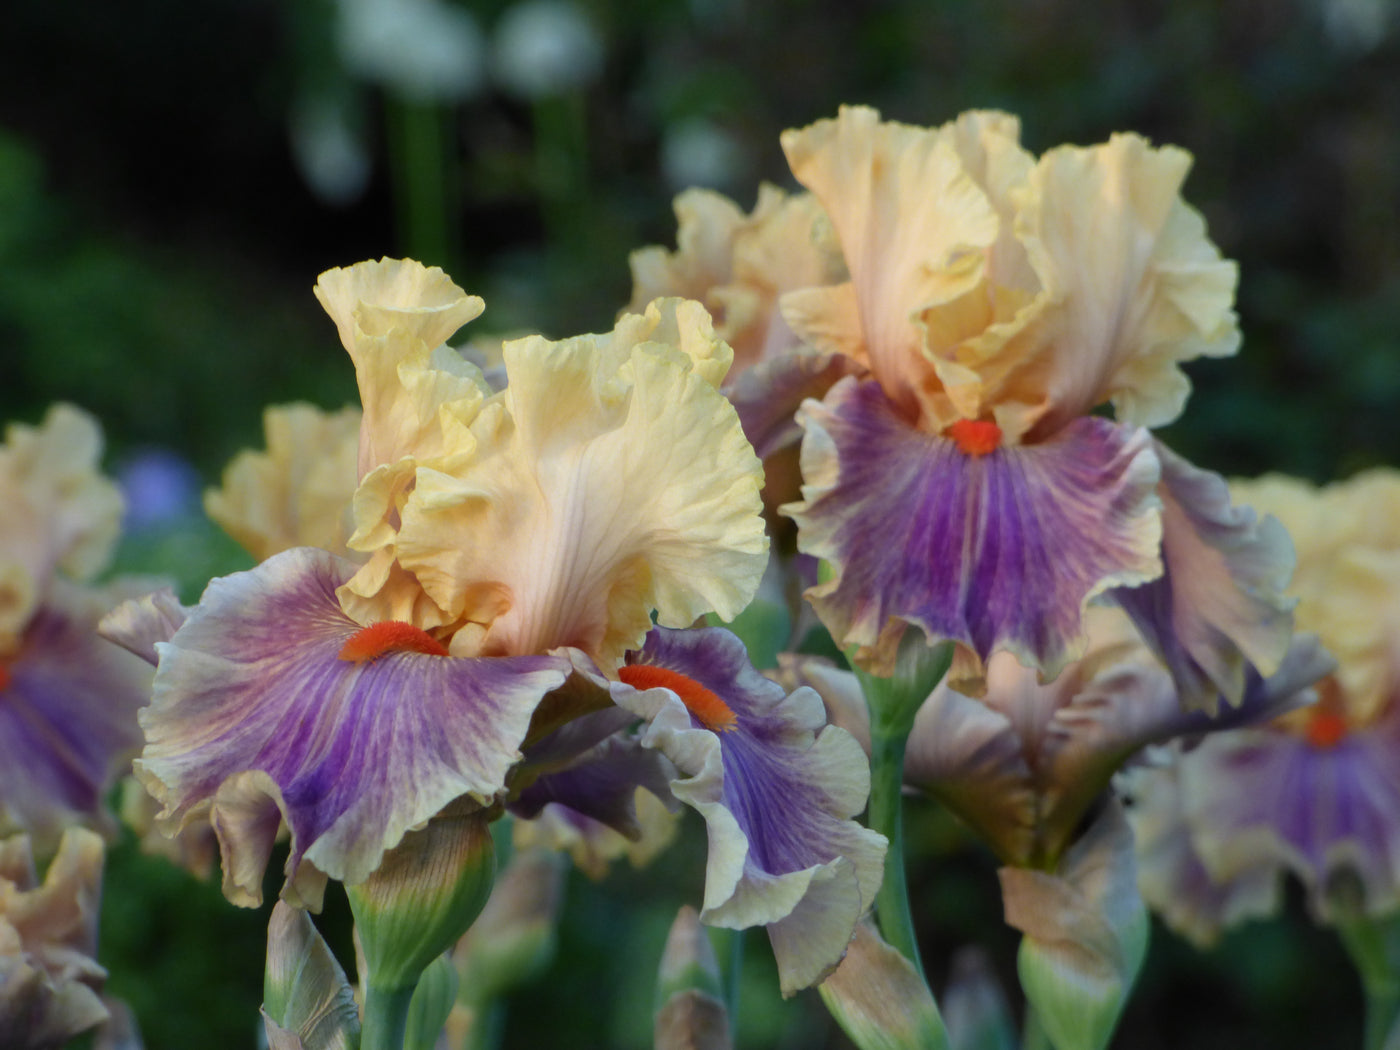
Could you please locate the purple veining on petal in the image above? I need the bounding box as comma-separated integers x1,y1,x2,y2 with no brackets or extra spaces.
1184,703,1400,916
139,547,570,896
614,625,886,994
786,377,1162,679
0,582,150,851
1108,441,1295,713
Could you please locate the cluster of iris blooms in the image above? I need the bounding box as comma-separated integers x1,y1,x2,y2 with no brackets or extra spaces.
3,106,1397,1050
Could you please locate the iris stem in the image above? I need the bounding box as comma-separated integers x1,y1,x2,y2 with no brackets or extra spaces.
867,722,923,976
362,982,417,1050
724,926,745,1038
1334,907,1400,1050
387,96,455,270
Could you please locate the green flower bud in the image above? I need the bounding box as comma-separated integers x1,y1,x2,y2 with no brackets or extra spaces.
817,922,949,1050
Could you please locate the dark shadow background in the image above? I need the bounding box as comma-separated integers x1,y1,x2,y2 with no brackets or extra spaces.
2,0,1395,1046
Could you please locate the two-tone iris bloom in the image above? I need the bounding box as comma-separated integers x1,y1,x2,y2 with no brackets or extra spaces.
104,259,884,993
0,405,153,854
775,106,1293,706
1126,471,1400,932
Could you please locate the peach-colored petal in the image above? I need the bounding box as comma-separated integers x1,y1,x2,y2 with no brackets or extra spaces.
781,106,1003,424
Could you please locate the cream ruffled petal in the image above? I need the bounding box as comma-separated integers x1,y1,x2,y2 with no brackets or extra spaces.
394,298,767,667
205,403,362,562
313,258,489,479
0,406,124,650
999,134,1240,435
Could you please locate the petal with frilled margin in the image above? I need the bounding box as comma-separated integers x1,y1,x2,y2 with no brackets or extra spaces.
394,300,767,668
785,377,1162,685
1109,442,1295,712
136,547,569,903
614,626,886,996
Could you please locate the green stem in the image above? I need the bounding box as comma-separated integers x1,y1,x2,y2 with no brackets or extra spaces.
1336,911,1400,1050
725,927,745,1039
387,97,454,269
362,983,418,1050
868,721,923,978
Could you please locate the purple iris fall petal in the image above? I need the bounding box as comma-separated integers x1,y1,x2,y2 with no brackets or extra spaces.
786,376,1162,682
613,625,886,996
136,546,570,904
0,581,151,852
1184,700,1400,918
1109,441,1295,712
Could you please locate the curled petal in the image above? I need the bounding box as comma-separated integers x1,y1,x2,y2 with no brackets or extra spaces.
137,547,570,901
313,258,488,478
785,377,1161,684
1110,443,1295,712
0,582,152,853
394,300,767,666
99,587,189,666
0,405,124,648
205,403,362,562
614,626,886,996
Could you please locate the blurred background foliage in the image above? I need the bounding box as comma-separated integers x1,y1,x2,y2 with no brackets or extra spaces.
1,0,1396,1046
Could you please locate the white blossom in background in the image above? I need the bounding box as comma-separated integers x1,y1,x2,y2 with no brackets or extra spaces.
660,118,744,192
288,93,373,207
336,0,488,101
492,0,604,99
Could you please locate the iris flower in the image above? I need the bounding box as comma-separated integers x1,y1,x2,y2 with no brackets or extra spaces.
104,259,883,992
1128,471,1400,928
776,106,1293,705
0,405,152,853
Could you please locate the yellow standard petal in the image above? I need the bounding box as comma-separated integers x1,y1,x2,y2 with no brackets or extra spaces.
0,405,124,651
205,403,362,562
393,298,768,667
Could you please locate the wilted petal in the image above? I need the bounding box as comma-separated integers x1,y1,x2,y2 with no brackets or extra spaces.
0,581,151,852
654,905,731,1050
137,547,569,900
615,626,886,996
394,300,767,667
786,377,1161,684
0,405,125,647
1110,443,1295,712
205,403,362,562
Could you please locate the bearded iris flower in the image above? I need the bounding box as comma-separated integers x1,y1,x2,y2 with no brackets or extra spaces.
1128,471,1400,930
104,258,884,993
0,406,153,853
776,106,1293,706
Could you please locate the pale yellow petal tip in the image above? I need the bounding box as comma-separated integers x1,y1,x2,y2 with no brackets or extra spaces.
205,402,361,562
314,257,484,348
0,404,124,645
